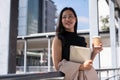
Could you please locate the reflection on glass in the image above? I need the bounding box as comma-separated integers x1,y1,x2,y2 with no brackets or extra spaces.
27,0,39,34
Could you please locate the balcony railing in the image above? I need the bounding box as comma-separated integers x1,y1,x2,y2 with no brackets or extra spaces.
0,71,65,80
96,68,120,80
0,68,120,80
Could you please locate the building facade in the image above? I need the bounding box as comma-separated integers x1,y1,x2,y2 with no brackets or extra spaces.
18,0,56,36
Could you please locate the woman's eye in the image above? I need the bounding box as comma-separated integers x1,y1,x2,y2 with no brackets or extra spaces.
69,16,74,18
62,16,66,19
62,15,75,19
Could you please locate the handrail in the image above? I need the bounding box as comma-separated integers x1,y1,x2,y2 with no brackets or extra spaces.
96,68,120,80
96,68,120,71
0,71,65,80
105,74,120,80
0,68,120,80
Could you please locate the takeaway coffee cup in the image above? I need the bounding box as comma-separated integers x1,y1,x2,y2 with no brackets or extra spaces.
92,36,101,47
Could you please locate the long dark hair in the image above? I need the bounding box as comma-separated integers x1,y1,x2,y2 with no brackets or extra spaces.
56,7,78,35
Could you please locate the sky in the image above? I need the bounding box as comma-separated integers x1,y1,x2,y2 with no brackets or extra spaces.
52,0,89,30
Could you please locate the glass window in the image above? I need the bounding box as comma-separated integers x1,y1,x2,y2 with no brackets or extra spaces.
27,0,39,34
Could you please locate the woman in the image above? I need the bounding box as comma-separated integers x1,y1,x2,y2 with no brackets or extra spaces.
52,7,103,80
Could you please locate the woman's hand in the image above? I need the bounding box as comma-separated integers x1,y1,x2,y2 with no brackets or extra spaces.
79,60,93,70
92,43,103,54
91,42,103,60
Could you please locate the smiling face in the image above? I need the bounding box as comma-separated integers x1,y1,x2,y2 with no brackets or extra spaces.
62,10,76,32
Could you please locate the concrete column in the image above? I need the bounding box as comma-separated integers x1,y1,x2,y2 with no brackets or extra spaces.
0,0,11,74
118,11,120,67
0,0,18,74
109,0,117,67
89,0,100,69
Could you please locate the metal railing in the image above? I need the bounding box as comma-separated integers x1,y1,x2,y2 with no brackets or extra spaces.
96,68,120,80
0,71,65,80
0,68,120,80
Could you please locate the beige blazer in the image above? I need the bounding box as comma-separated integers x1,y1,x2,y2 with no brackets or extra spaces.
58,59,99,80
